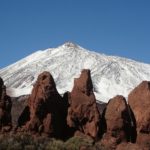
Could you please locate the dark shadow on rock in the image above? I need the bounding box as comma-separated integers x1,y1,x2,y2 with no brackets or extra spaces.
62,92,77,140
99,107,107,139
17,106,30,127
127,105,137,143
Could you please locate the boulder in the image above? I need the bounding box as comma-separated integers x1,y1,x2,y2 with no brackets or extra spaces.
67,69,100,138
128,81,150,148
128,81,150,133
101,95,133,148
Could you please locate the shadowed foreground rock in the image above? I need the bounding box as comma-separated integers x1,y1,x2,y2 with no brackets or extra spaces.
100,95,133,149
67,69,100,139
0,77,12,131
18,71,65,138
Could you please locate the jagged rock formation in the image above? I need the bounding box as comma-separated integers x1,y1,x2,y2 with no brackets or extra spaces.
101,95,133,149
18,71,65,138
0,77,12,131
67,69,100,138
1,70,150,149
128,81,150,148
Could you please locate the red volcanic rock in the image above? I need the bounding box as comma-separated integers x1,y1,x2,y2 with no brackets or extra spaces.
0,77,12,131
128,81,150,133
67,69,100,138
19,71,64,137
101,95,132,148
128,81,150,148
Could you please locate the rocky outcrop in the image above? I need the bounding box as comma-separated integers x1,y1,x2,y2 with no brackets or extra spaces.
67,69,100,139
128,81,150,133
0,77,12,131
128,81,150,147
101,95,133,148
1,69,150,149
18,71,65,138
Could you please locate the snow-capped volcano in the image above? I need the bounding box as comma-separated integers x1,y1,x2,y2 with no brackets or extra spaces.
0,42,150,102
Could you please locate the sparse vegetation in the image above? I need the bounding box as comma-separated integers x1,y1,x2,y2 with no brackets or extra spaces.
0,133,108,150
64,136,94,150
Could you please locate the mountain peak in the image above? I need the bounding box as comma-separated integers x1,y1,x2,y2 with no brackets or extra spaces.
61,42,79,49
1,43,150,102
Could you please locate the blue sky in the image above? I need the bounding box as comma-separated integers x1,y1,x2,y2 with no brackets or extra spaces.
0,0,150,68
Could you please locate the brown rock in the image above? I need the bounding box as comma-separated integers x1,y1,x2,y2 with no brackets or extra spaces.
128,81,150,133
18,71,65,138
128,81,150,148
136,133,150,149
67,69,100,138
0,77,12,130
101,95,132,147
116,142,149,150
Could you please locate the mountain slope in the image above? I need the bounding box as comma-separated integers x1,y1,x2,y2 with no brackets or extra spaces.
0,42,150,102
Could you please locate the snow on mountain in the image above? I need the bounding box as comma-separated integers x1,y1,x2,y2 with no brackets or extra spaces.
0,42,150,102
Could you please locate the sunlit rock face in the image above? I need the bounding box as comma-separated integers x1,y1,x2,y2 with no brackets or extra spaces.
67,69,100,138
